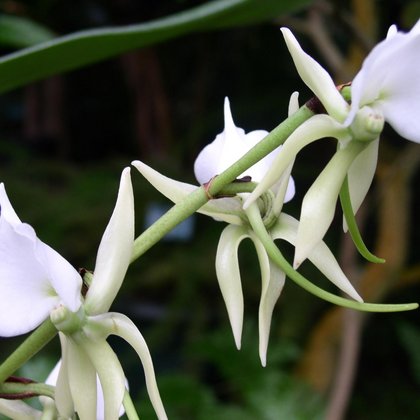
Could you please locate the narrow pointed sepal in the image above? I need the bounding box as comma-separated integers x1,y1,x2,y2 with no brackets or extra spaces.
132,160,244,225
280,28,348,122
271,214,362,302
294,142,365,268
85,168,134,315
78,339,126,420
87,312,168,420
249,232,285,366
216,224,250,349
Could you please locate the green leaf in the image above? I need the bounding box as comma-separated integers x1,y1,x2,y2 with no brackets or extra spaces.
0,15,55,48
339,176,385,264
0,0,310,93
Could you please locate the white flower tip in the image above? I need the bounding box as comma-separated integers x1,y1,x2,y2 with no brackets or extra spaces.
288,91,300,116
223,96,237,137
386,24,398,39
260,354,267,367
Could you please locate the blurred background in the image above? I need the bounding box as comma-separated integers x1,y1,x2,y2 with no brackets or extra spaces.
0,0,419,418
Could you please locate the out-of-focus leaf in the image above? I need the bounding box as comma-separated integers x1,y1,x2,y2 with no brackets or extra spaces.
0,0,310,93
0,15,55,48
395,321,420,384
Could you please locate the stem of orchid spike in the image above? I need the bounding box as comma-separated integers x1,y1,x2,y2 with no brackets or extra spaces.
0,382,55,399
244,203,418,313
132,105,314,261
123,390,140,420
0,320,57,384
339,176,385,264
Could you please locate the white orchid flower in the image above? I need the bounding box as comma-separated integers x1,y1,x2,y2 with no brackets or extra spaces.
134,95,362,366
245,21,420,267
0,170,167,420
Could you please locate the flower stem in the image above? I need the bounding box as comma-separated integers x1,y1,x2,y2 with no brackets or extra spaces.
132,105,314,261
0,381,55,399
245,202,418,312
0,319,57,384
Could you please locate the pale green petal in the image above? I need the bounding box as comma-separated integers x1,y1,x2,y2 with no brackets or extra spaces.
244,114,348,210
272,161,295,216
78,339,125,420
216,224,250,349
54,334,74,418
66,338,97,420
294,143,364,268
249,232,285,366
85,168,134,315
132,160,244,225
344,138,379,231
271,214,362,302
281,28,348,122
87,312,168,420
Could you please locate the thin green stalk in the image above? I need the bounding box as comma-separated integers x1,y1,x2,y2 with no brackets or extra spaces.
132,105,313,261
0,382,55,399
245,202,418,312
0,319,57,384
340,175,385,263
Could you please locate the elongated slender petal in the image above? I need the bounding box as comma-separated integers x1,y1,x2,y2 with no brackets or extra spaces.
78,339,125,420
294,142,365,268
86,312,168,420
66,338,97,420
344,138,379,231
53,334,74,418
281,28,348,122
132,160,244,225
271,214,362,302
244,114,349,210
249,231,285,366
216,224,250,349
85,168,134,315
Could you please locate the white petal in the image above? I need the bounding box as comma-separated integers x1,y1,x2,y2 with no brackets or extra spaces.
78,339,126,420
89,312,168,420
216,224,250,349
54,334,75,418
132,160,244,225
271,214,362,302
281,28,348,122
36,241,83,313
244,114,349,209
348,25,420,142
66,338,98,420
294,143,364,267
194,98,274,183
0,219,59,336
344,138,379,231
0,183,21,224
85,168,134,315
249,231,285,366
194,97,247,184
272,161,295,216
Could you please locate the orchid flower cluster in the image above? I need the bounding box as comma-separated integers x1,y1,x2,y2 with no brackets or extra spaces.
1,20,420,420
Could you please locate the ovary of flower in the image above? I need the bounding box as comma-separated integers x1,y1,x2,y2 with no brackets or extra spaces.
245,21,420,266
0,170,167,420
